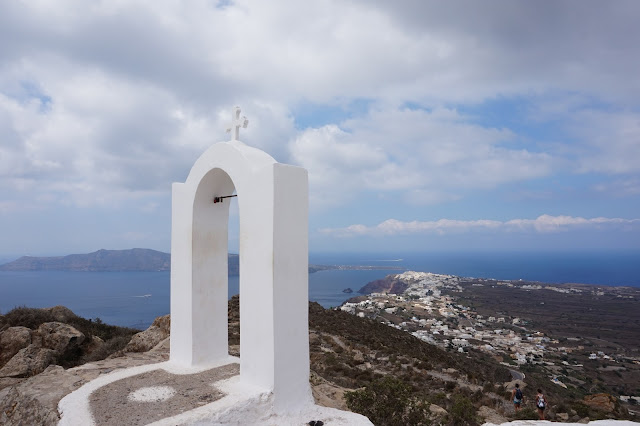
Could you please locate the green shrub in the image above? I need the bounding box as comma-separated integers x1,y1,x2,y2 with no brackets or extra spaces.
446,394,478,425
2,306,58,329
572,402,590,418
429,392,447,406
345,376,431,426
514,407,538,420
471,389,483,402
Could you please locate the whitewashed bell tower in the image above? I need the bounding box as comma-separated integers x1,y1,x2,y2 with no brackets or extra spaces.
169,107,312,411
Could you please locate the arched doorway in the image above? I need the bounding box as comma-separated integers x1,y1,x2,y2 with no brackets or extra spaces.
169,140,312,409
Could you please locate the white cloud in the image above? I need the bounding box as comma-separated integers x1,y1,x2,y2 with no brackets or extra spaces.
4,1,639,108
291,106,554,207
1,1,640,254
321,215,640,237
593,179,640,197
505,215,639,233
570,110,640,175
354,1,640,105
290,123,388,205
1,1,637,208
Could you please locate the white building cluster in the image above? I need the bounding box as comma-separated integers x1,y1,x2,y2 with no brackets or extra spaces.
339,272,592,366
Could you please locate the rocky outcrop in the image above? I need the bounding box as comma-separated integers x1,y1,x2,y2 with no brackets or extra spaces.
0,365,69,425
310,371,350,411
583,393,617,413
124,314,170,353
0,346,56,378
0,327,31,366
0,322,85,379
478,405,508,425
429,404,448,416
42,306,77,323
37,322,85,353
358,275,408,295
0,309,169,424
0,352,169,426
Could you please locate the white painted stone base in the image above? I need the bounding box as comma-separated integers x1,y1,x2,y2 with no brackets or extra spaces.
58,361,372,426
154,376,373,426
59,361,172,426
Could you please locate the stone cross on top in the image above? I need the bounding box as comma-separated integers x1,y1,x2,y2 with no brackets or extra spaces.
225,106,249,141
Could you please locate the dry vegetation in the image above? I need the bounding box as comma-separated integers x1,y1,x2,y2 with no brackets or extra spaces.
228,295,510,425
0,306,139,367
4,294,635,424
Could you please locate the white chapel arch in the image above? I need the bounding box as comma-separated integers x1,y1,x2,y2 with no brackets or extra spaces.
169,108,311,409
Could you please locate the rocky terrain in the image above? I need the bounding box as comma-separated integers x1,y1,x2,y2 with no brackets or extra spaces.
341,272,640,423
0,306,169,425
358,275,410,294
1,294,636,425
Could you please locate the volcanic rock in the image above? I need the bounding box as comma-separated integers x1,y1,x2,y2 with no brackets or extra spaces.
0,327,32,366
583,393,617,413
124,314,170,353
37,322,85,353
0,346,56,378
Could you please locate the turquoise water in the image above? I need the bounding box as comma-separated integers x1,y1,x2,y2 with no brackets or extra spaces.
1,250,638,329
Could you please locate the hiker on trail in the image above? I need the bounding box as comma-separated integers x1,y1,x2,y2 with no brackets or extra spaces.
512,383,523,412
536,388,548,420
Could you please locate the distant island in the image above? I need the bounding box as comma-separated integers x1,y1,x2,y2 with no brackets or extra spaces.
0,249,404,274
0,249,171,272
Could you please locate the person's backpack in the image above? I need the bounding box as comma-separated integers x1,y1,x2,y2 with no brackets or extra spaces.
537,395,546,408
515,388,523,400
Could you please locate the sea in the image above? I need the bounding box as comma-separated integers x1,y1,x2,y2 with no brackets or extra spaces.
1,250,638,330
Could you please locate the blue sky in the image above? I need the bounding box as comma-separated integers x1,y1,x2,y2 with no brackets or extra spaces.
1,1,639,258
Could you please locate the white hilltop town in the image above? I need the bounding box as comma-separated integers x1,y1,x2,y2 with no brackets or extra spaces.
340,271,555,365
339,271,629,371
338,270,640,425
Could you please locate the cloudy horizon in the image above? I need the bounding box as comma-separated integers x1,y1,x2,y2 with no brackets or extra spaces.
1,0,639,257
